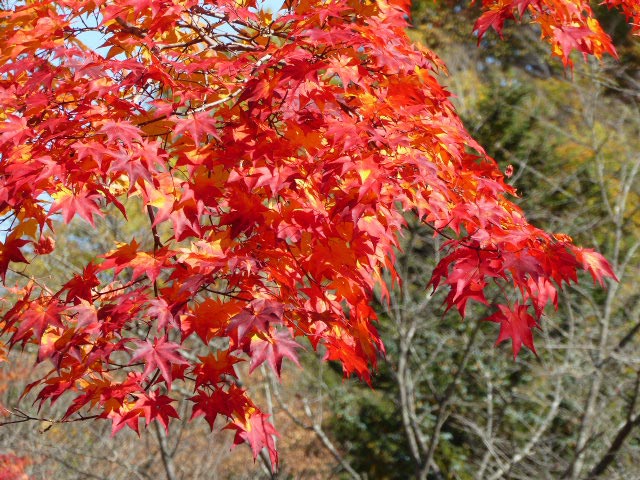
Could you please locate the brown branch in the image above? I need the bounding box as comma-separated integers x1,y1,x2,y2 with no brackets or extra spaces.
153,421,178,480
0,409,99,428
418,321,481,480
115,17,147,38
586,371,640,478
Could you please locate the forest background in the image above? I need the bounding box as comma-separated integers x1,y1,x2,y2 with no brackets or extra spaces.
1,0,639,479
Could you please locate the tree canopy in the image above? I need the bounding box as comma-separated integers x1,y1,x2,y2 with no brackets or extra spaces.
0,0,632,465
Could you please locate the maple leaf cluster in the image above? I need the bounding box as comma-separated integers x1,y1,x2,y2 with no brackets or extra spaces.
474,0,640,66
0,0,626,465
0,453,31,480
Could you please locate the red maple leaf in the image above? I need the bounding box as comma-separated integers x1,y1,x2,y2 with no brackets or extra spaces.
190,385,250,430
474,7,513,40
129,337,187,387
136,390,179,432
173,111,221,143
227,299,284,344
249,329,302,378
0,114,30,147
228,412,279,467
107,403,144,436
50,188,104,225
146,298,176,330
99,240,140,276
487,303,539,358
67,300,99,331
60,263,101,303
181,298,242,343
193,350,242,388
0,236,29,281
98,120,143,149
33,235,55,255
12,300,65,342
573,247,618,286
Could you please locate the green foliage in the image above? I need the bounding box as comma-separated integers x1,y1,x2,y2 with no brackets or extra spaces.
329,388,414,479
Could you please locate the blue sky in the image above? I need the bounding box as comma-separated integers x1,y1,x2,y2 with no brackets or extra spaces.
75,0,287,54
